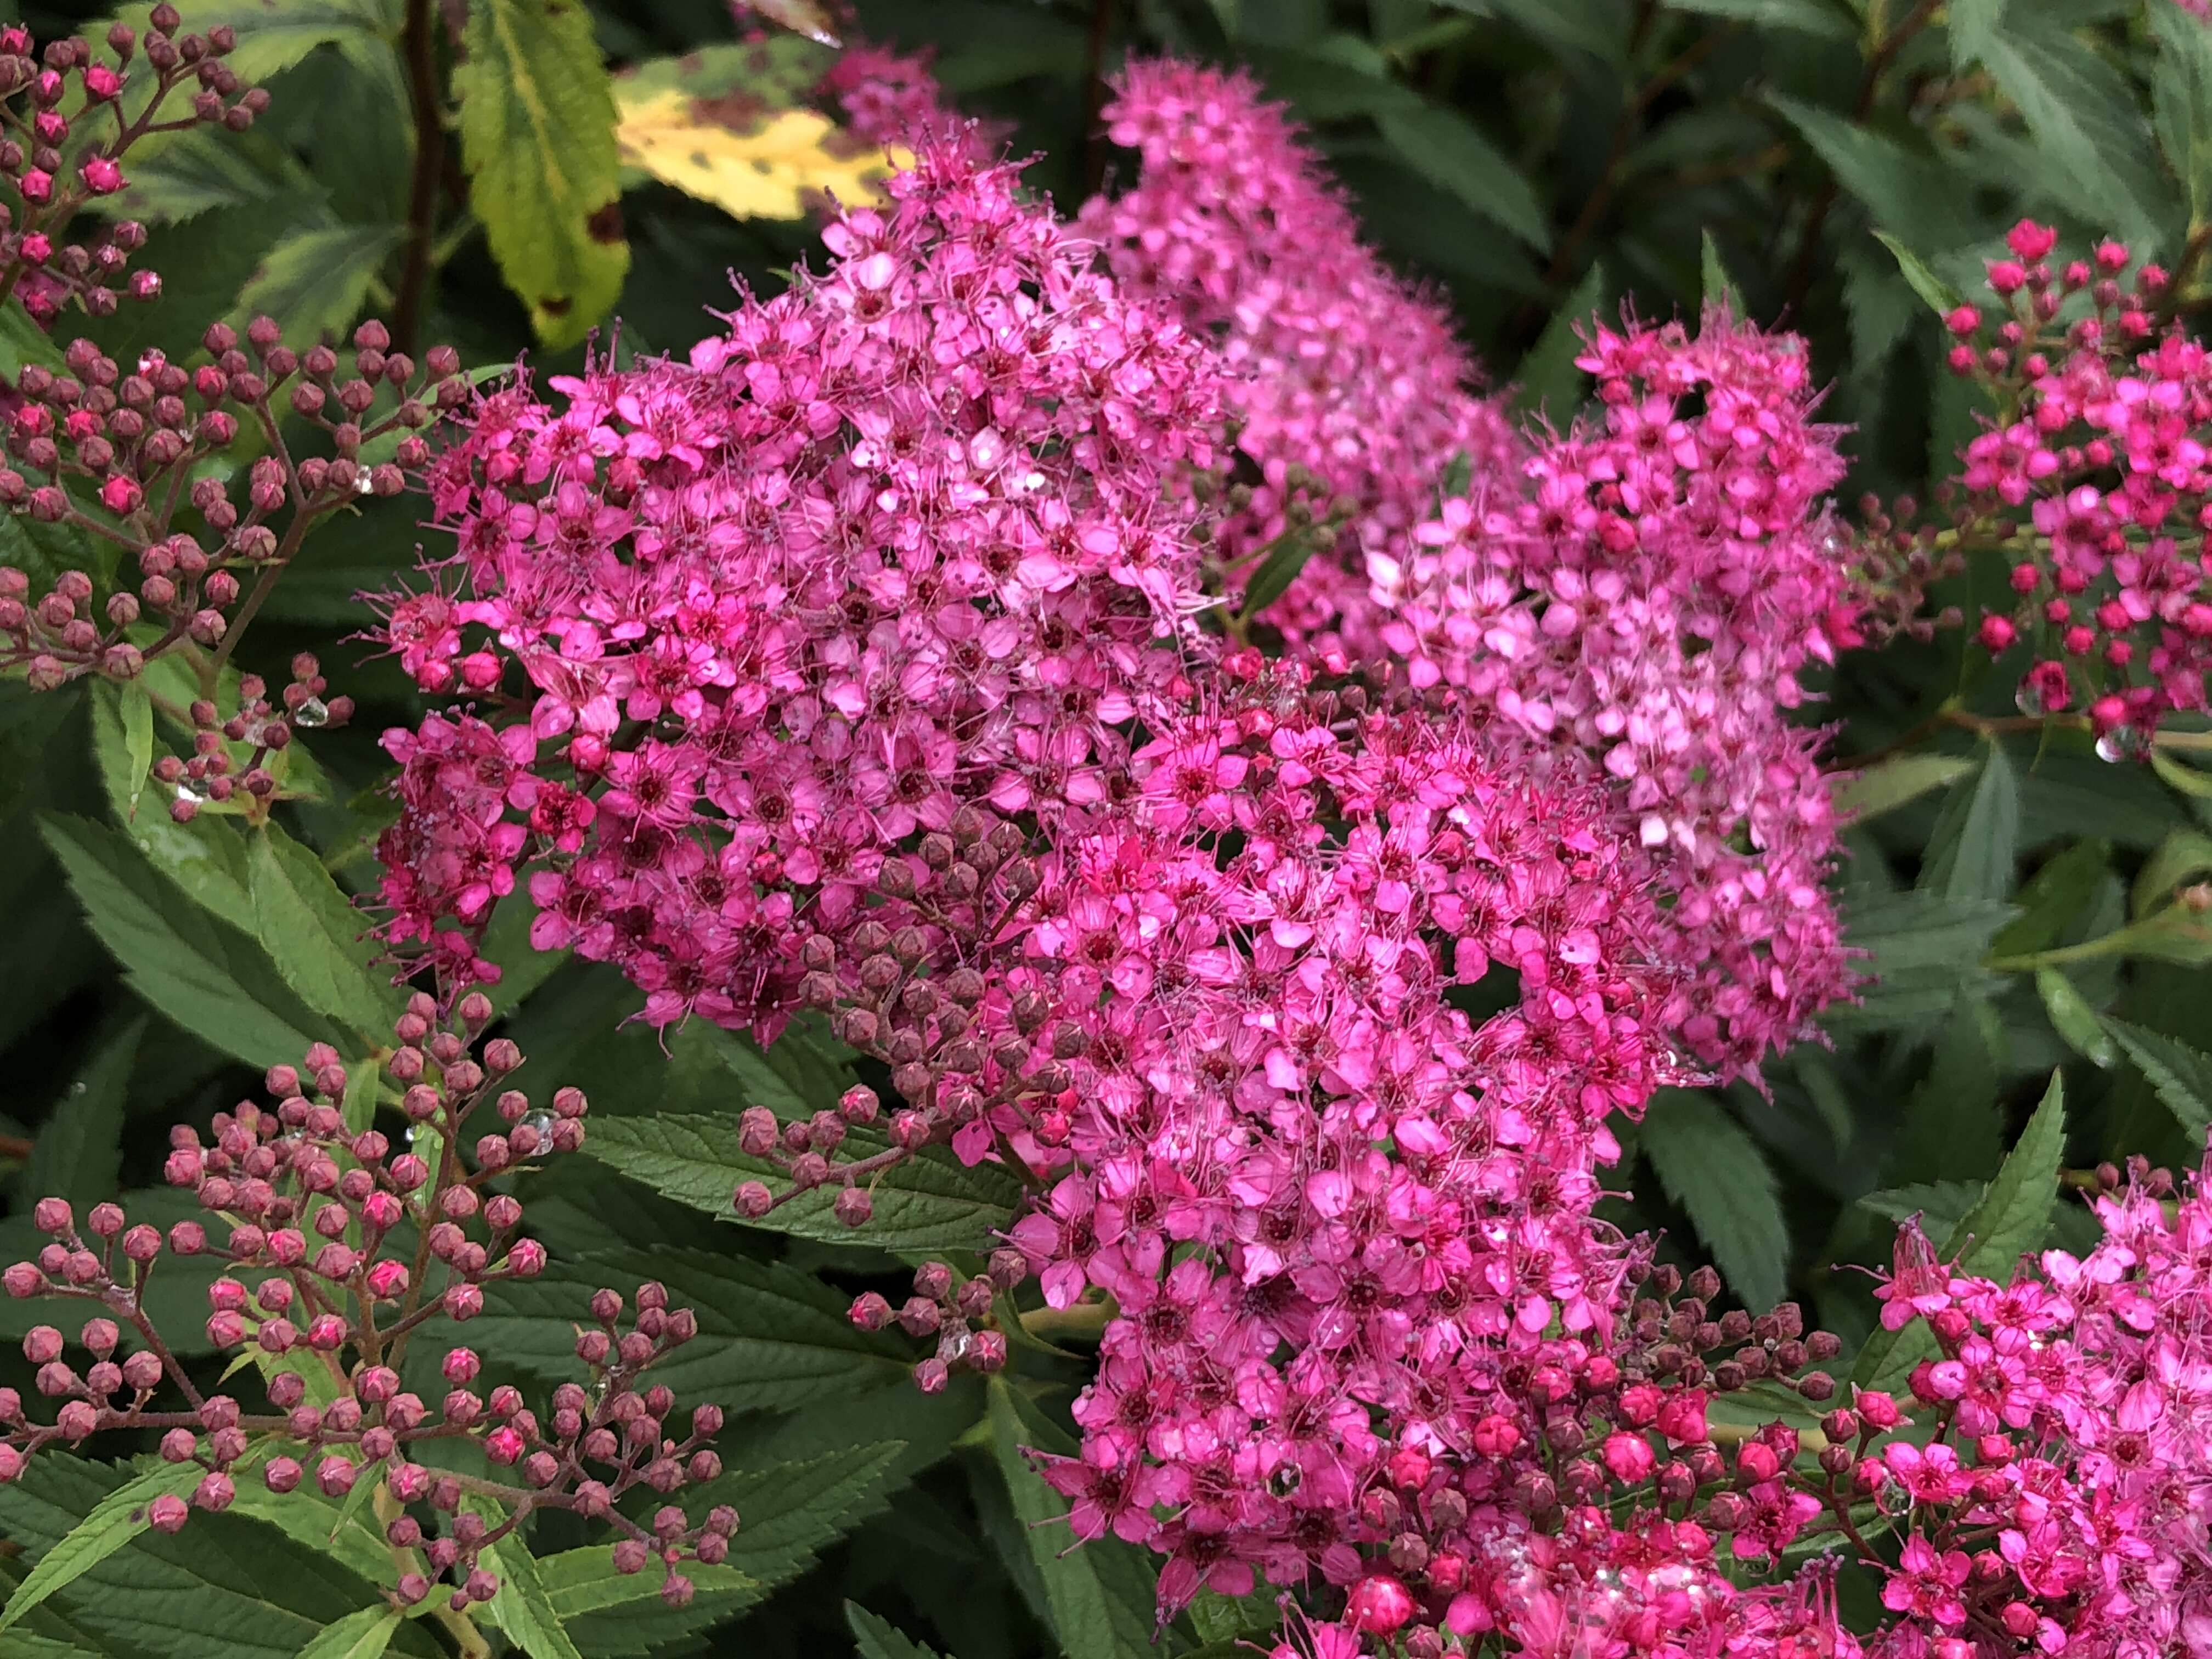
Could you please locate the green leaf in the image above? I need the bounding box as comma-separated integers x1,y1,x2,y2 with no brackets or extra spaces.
87,681,253,928
1918,741,2019,905
116,686,153,823
2100,1015,2212,1135
1374,104,1549,250
246,823,399,1033
1964,21,2170,252
233,223,402,349
2152,747,2212,801
1872,230,1964,319
988,1380,1159,1659
1668,0,1850,34
2154,2,2212,228
473,1245,910,1411
1994,839,2111,957
1830,752,1972,825
1856,1180,1982,1240
1827,890,2016,1033
99,131,325,227
847,1604,954,1659
467,1501,583,1659
1511,262,1605,422
2036,967,2115,1066
289,1609,398,1659
1635,1091,1790,1312
535,1551,753,1627
584,1113,1023,1254
1767,94,1971,255
24,1019,143,1211
0,1449,263,1632
2133,827,2212,918
1854,1073,2066,1396
1889,1000,2002,1183
156,0,404,82
1236,530,1319,621
455,0,629,347
1700,229,1741,313
40,814,338,1068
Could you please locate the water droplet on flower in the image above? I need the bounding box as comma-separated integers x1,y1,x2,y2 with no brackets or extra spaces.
2015,682,2042,715
174,780,207,806
521,1109,555,1142
2096,726,2148,764
292,696,329,729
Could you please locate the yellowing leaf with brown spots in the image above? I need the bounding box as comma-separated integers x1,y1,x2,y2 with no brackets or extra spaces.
616,90,904,220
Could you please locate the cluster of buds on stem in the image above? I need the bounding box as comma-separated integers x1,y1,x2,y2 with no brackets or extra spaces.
1833,492,1965,648
1,319,466,691
0,5,268,323
847,1257,1020,1393
153,651,352,823
1935,219,2212,748
0,993,731,1614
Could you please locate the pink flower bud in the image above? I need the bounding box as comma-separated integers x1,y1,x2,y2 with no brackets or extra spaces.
364,1260,408,1300
485,1425,524,1465
32,1199,70,1235
1346,1575,1415,1634
146,1494,188,1534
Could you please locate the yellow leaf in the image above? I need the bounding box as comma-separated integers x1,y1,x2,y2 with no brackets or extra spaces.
615,91,906,221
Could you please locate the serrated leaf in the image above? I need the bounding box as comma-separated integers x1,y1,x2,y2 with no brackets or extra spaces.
1872,230,1963,319
1856,1180,1982,1239
1511,262,1605,421
464,1500,582,1659
0,1461,211,1630
290,1609,398,1659
1889,1001,2001,1183
535,1550,753,1627
1830,752,1972,824
455,0,629,347
988,1380,1160,1659
474,1245,909,1410
232,222,401,349
847,1604,952,1659
2100,1016,2212,1135
96,131,325,227
40,813,338,1067
2036,968,2115,1066
1827,890,2016,1032
584,1113,1022,1253
1918,741,2018,905
1700,229,1740,313
1965,21,2169,252
154,0,403,82
24,1018,142,1211
1855,1074,2065,1396
1374,104,1548,250
1768,94,1970,255
2155,2,2212,228
246,823,398,1033
1636,1091,1790,1312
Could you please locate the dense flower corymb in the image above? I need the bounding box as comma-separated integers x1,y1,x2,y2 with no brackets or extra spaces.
1077,59,1522,661
375,132,1231,1018
1378,309,1859,1078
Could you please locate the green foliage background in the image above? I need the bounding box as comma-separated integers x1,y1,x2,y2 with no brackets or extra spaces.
9,0,2212,1654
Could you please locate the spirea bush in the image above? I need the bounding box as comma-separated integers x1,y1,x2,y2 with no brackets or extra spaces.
10,2,2212,1658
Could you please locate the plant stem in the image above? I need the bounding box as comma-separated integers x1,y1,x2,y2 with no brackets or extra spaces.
392,0,445,359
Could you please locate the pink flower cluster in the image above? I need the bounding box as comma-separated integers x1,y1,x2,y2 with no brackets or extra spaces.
1371,311,1858,1078
1852,1166,2212,1658
1949,219,2212,744
370,105,1880,1657
375,136,1227,1008
1076,61,1522,662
